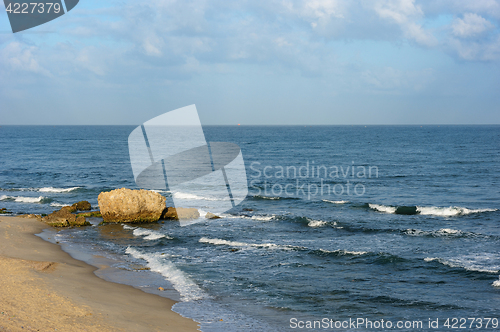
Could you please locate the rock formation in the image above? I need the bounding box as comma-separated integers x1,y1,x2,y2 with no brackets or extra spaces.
98,188,166,223
162,207,200,220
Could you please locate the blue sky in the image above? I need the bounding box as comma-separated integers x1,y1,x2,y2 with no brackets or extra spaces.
1,0,499,125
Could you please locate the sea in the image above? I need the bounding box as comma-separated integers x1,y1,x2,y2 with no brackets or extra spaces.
0,125,499,331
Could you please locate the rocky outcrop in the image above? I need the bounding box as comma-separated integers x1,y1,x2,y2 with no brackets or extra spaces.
0,208,12,214
162,207,200,220
42,208,91,227
205,212,221,219
72,201,91,211
98,188,166,223
77,211,102,218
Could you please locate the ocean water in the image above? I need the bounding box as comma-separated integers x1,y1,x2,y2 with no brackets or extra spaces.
1,125,499,331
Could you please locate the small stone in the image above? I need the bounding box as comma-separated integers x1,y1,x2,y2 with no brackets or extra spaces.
162,207,200,220
205,212,221,219
71,201,91,211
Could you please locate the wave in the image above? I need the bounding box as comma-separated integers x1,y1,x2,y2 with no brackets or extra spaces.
369,204,497,217
50,202,69,208
308,219,328,227
125,247,205,301
404,228,467,238
323,200,349,204
317,248,368,256
38,187,81,193
132,228,172,240
199,237,303,251
0,195,50,204
424,257,499,274
173,192,222,201
493,277,500,287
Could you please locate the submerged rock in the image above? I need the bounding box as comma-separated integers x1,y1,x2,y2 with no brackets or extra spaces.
77,211,102,218
98,188,166,223
162,207,200,220
42,208,91,227
71,201,91,211
205,212,221,219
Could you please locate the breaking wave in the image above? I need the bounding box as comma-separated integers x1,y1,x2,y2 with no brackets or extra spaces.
125,247,206,301
0,195,50,204
369,204,497,216
38,187,81,193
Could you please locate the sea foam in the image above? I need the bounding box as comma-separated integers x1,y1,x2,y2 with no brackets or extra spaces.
323,200,349,204
132,228,171,240
38,187,80,193
125,247,206,301
369,203,497,216
424,257,499,274
199,237,302,251
0,195,47,203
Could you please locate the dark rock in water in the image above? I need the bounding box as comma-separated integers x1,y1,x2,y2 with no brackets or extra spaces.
243,208,254,212
162,207,200,220
59,205,77,213
0,208,12,214
72,201,91,211
395,206,419,215
70,216,90,227
42,208,91,227
205,212,221,219
77,211,102,218
98,188,166,223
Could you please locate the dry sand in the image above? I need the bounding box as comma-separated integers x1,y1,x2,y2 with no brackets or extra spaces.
0,216,199,332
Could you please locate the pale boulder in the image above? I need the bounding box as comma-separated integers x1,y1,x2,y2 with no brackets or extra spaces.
98,188,166,223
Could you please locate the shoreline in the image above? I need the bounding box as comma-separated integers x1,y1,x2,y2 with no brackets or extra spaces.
0,216,200,332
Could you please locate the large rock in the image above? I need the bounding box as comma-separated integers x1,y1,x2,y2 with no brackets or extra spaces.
98,188,166,223
162,207,200,220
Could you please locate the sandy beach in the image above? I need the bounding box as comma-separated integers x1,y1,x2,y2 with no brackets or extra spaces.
0,216,199,332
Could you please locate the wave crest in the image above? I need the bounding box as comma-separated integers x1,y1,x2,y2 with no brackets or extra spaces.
369,204,497,217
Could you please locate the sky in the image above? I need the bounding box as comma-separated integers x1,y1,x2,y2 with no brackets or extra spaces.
1,0,499,125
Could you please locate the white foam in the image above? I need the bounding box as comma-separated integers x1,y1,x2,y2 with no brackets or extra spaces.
0,195,46,203
38,187,80,193
319,248,368,256
199,237,301,251
250,215,274,221
323,200,349,204
436,228,462,235
173,192,220,201
132,228,171,240
404,228,464,237
50,202,69,208
493,277,500,287
417,206,497,216
122,224,135,230
369,204,396,214
308,219,327,227
256,195,280,200
424,257,499,273
125,247,206,301
369,203,497,216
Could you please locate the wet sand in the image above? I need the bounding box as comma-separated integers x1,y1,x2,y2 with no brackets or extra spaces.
0,216,199,332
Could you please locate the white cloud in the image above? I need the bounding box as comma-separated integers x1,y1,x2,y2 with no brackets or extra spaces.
451,13,494,38
373,0,437,46
0,42,50,76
